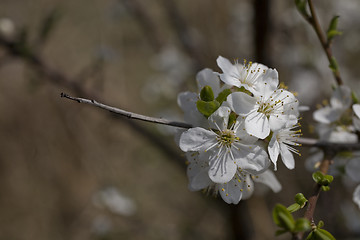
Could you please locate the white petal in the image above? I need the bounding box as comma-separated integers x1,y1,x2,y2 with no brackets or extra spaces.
245,111,270,139
313,106,342,124
353,116,360,131
252,69,279,98
208,106,231,131
279,143,295,170
177,91,207,127
227,92,257,116
218,178,245,204
179,128,216,152
353,104,360,119
268,135,280,170
345,157,360,182
240,175,255,200
186,153,212,191
234,116,258,144
269,114,288,132
331,85,351,109
235,144,270,174
253,169,282,193
196,68,222,96
208,154,237,183
216,56,234,74
353,185,360,209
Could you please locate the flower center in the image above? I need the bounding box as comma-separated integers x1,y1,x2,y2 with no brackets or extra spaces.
217,129,238,148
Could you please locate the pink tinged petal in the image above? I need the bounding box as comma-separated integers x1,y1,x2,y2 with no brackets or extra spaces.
268,135,280,170
345,158,360,182
240,175,255,200
179,127,216,152
353,185,360,209
245,111,270,139
253,170,282,193
196,68,221,96
235,144,270,174
218,178,244,204
279,143,295,170
208,154,237,183
227,92,257,116
353,104,360,119
313,106,342,124
209,106,231,131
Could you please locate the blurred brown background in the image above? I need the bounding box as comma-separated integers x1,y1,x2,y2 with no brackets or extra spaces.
0,0,360,239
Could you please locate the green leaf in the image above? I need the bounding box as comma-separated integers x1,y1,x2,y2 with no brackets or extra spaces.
295,0,310,18
312,171,324,184
327,16,342,41
317,221,324,229
306,231,315,240
329,57,338,73
200,86,214,102
321,186,331,192
215,88,232,104
227,111,238,129
295,193,308,208
287,203,301,213
275,229,288,236
352,91,359,104
294,218,311,232
272,204,295,231
322,175,334,186
196,100,220,118
314,229,336,240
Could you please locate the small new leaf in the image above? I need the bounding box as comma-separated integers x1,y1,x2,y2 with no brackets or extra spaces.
196,100,220,118
294,218,311,232
216,88,232,105
287,203,301,213
321,186,331,192
200,86,215,102
329,57,338,73
295,193,308,208
352,91,359,104
272,204,295,231
327,16,342,42
314,229,336,240
312,171,324,184
295,0,310,18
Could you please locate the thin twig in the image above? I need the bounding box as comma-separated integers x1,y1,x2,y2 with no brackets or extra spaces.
305,0,343,85
60,93,360,151
60,93,192,129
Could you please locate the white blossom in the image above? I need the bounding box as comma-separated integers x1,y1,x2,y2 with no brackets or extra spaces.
268,123,301,170
313,85,351,124
179,106,269,183
185,152,280,204
216,56,274,94
226,75,299,139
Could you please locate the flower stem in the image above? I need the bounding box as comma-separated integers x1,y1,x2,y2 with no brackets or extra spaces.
304,0,343,86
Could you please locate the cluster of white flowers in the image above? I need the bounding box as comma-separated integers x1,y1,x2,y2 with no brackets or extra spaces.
176,56,301,204
309,85,360,209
